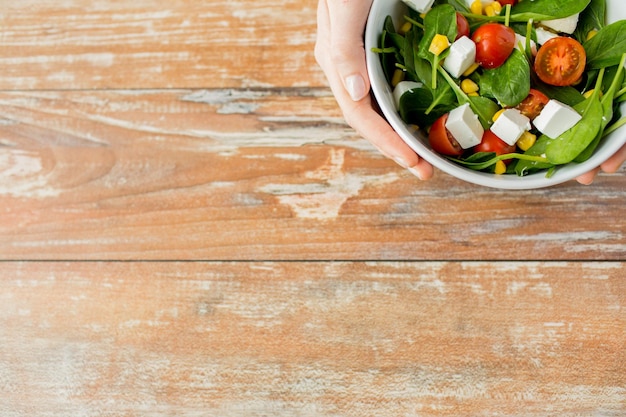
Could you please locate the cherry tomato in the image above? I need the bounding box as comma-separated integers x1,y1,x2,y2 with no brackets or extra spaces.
455,12,470,40
472,23,516,69
429,114,463,156
499,0,518,5
534,36,586,86
516,88,550,120
474,130,516,163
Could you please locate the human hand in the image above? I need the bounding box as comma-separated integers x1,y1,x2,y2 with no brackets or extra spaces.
315,0,433,180
576,144,626,185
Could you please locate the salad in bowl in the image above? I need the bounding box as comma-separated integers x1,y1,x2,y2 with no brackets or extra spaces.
365,0,626,189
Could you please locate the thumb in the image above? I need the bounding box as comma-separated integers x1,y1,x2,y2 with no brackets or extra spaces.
327,0,373,102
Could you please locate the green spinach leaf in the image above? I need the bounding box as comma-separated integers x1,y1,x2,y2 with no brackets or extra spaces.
417,4,457,63
446,0,470,13
535,82,585,107
575,54,626,162
452,151,550,172
574,0,606,43
398,87,456,127
401,26,419,81
436,65,498,129
379,16,399,84
478,49,530,107
510,0,591,21
412,28,457,115
545,93,604,164
584,20,626,68
468,96,500,130
514,135,555,175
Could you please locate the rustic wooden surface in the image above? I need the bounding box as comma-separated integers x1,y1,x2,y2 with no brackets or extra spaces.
0,1,624,416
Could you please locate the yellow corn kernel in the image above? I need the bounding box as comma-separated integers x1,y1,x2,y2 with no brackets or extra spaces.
462,62,480,77
484,3,501,16
494,160,507,175
516,131,537,151
493,1,502,14
586,29,598,41
492,108,506,122
461,79,479,94
429,34,450,56
407,124,420,134
391,69,405,87
420,13,427,19
399,21,412,35
470,0,483,15
583,88,603,99
468,92,479,97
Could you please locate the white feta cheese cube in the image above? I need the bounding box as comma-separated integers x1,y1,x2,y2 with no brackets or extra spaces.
443,36,476,78
402,0,435,13
445,103,484,149
533,99,582,139
393,81,423,110
541,14,579,34
535,27,559,45
490,109,531,146
514,33,537,55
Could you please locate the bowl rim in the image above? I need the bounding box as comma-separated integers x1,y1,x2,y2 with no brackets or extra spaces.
364,0,626,189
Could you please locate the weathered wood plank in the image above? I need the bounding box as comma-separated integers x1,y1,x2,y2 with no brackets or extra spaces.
0,89,624,260
3,2,622,416
0,261,624,416
0,0,324,90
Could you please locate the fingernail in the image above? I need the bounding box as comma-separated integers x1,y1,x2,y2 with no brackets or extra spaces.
393,156,409,169
345,74,367,101
395,157,425,180
408,166,426,180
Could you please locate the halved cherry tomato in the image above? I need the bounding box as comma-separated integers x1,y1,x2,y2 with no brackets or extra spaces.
499,0,518,6
474,130,516,163
534,36,586,86
429,114,463,156
455,12,470,40
472,23,516,69
516,88,550,120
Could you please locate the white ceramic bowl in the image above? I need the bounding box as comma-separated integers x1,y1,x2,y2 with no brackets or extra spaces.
365,0,626,189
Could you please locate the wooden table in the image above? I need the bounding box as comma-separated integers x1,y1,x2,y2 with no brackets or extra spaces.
1,1,624,415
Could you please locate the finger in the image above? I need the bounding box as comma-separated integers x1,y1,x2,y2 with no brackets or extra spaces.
326,0,373,101
600,143,626,173
315,0,331,68
319,24,433,180
345,96,434,180
576,167,600,185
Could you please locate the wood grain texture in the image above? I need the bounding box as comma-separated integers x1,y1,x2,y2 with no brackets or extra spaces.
0,0,323,90
1,1,624,415
1,261,624,416
0,89,624,260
